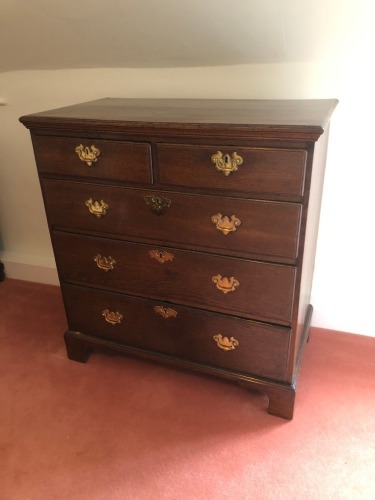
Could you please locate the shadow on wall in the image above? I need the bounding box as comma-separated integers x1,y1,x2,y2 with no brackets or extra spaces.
0,233,5,281
0,261,5,282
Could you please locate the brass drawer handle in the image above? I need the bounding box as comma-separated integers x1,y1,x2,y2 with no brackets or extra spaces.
94,254,116,272
213,334,239,351
154,305,177,319
212,274,239,294
144,195,171,215
211,213,241,235
102,309,123,325
85,198,109,218
75,144,101,166
211,151,243,176
149,249,174,264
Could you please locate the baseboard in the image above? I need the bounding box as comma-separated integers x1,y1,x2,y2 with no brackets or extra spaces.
0,251,59,285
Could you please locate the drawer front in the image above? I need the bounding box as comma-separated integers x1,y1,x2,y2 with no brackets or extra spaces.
43,180,302,261
32,135,152,183
62,284,291,381
54,232,296,324
157,144,306,197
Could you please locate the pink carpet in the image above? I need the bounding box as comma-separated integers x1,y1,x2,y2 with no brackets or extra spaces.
1,279,374,499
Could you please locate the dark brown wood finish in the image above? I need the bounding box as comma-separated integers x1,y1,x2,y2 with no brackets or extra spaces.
53,231,296,325
41,179,302,262
31,135,152,184
157,144,307,197
20,98,337,419
62,283,291,381
21,98,337,140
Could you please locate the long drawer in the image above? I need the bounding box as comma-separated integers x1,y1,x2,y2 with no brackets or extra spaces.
32,135,152,184
54,231,296,324
62,283,291,381
157,143,307,198
42,179,302,262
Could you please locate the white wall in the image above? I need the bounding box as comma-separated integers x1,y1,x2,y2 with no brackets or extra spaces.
1,1,374,336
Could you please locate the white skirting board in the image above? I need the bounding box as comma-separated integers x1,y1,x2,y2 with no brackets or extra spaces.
0,251,59,285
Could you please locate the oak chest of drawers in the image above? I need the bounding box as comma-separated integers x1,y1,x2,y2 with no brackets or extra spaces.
20,98,337,419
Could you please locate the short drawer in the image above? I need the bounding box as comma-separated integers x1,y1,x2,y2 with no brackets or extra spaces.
62,283,291,381
157,143,307,198
42,180,302,262
32,134,152,184
54,232,296,324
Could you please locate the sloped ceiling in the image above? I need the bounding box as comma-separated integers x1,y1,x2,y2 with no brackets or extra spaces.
1,0,337,72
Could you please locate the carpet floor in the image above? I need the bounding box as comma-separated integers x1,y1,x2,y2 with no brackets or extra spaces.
1,279,374,499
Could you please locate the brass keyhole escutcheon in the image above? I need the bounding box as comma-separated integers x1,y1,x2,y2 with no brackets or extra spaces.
144,195,171,215
211,151,243,176
149,249,174,264
154,305,177,319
